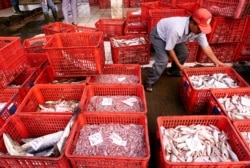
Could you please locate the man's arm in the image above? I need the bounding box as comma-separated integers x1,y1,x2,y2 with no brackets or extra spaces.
202,46,227,67
167,50,186,70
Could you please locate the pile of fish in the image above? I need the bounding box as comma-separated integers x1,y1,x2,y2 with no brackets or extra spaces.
217,94,250,120
240,132,250,147
38,99,79,112
2,115,77,157
160,124,239,162
87,96,143,112
51,78,86,84
189,73,239,89
94,74,139,84
112,37,147,47
74,124,147,157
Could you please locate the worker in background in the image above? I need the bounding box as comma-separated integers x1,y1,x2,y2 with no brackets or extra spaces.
62,0,77,25
144,8,227,92
40,0,59,23
11,0,23,14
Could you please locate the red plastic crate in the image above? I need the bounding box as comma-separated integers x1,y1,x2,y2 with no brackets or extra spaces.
180,67,249,115
43,32,105,76
196,42,240,63
80,84,147,115
7,68,39,95
42,22,75,35
0,37,25,70
141,1,173,23
148,8,190,34
86,64,142,84
16,84,86,114
157,115,250,167
74,25,99,32
200,0,250,19
23,35,52,53
24,53,48,72
110,34,151,65
242,16,250,41
89,0,98,6
130,0,143,8
233,120,250,154
95,18,126,41
207,88,250,121
234,41,250,62
175,0,200,12
65,113,150,168
185,41,199,63
34,66,87,85
98,0,110,8
207,16,248,43
0,88,25,127
126,10,142,24
124,23,147,35
0,113,71,168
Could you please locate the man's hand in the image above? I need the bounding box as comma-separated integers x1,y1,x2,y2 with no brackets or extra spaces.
215,61,229,67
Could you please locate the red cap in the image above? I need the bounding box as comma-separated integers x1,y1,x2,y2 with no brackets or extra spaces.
192,8,212,34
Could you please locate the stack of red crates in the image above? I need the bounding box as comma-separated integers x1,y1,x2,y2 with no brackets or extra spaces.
0,36,46,128
197,0,250,63
124,10,147,35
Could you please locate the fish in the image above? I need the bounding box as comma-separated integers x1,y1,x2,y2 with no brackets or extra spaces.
3,133,32,156
189,73,239,89
21,130,64,153
38,99,79,113
160,124,239,162
112,37,146,47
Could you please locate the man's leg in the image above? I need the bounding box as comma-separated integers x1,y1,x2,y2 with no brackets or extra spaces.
168,43,188,76
145,26,169,91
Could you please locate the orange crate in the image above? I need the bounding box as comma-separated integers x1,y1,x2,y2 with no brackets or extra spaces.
200,0,250,19
42,22,75,35
65,113,150,168
34,66,87,85
207,16,248,43
196,42,240,63
233,120,250,154
44,32,105,76
234,40,250,62
86,64,142,84
110,34,151,65
157,115,250,167
208,88,250,121
140,1,173,23
95,18,126,41
180,67,249,115
0,113,71,167
80,84,147,115
175,0,200,12
16,84,86,114
0,88,25,127
23,35,52,53
148,8,190,34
